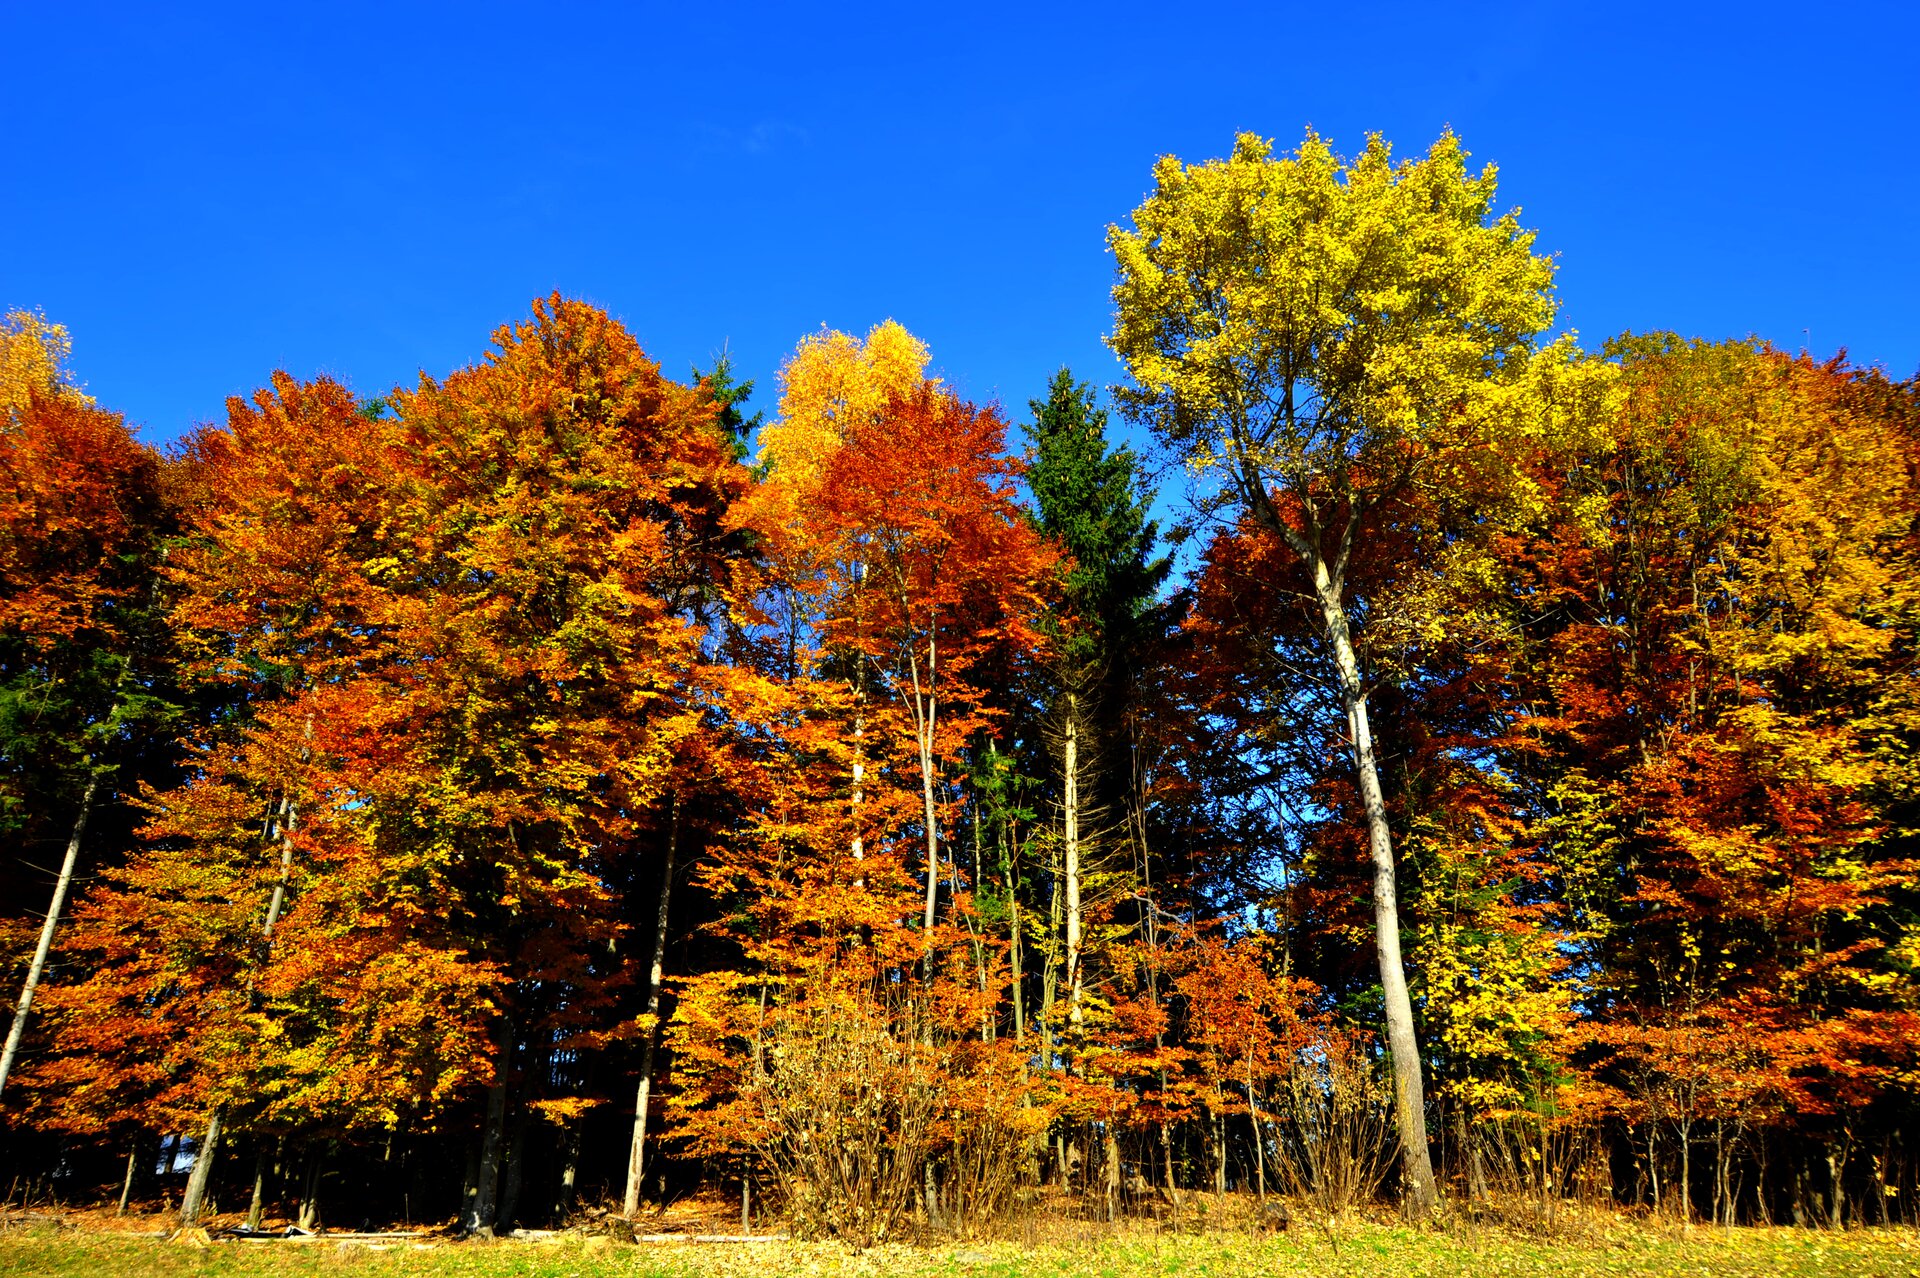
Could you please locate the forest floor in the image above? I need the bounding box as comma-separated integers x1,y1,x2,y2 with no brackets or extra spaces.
3,1210,1920,1278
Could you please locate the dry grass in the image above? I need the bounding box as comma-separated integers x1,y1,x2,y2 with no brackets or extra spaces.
4,1206,1920,1278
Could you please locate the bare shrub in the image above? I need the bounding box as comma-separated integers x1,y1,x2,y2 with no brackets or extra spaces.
1467,1113,1610,1232
1275,1029,1393,1216
749,1002,939,1246
939,1040,1050,1233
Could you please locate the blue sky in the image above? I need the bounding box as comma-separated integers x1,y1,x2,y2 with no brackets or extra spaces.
3,1,1914,452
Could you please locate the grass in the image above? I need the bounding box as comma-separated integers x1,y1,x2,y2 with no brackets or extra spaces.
3,1221,1920,1278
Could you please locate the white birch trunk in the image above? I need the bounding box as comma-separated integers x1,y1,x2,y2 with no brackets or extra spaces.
1064,695,1083,1045
1313,573,1438,1214
0,773,99,1094
915,631,941,937
624,793,679,1216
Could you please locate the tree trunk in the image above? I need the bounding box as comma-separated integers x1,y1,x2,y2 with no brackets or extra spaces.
624,793,679,1217
1039,840,1061,1068
1162,1119,1176,1197
851,656,867,875
1712,1124,1726,1229
1104,1125,1121,1221
1752,1134,1774,1226
1214,1110,1227,1195
1064,695,1083,1048
467,1037,513,1234
498,1102,530,1234
919,716,941,937
179,771,306,1227
1314,580,1437,1215
907,618,942,941
296,1148,323,1231
246,1146,268,1230
1678,1118,1692,1223
556,1120,581,1222
1462,1109,1487,1202
970,799,992,1038
1248,1051,1267,1205
460,1143,480,1230
1007,815,1025,1040
117,1142,138,1217
179,1109,223,1225
1648,1124,1661,1215
1828,1141,1847,1229
0,774,99,1094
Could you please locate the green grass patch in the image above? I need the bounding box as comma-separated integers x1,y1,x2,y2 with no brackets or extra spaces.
3,1226,1919,1278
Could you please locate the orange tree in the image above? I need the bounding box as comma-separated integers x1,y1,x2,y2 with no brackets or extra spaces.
1486,339,1920,1219
671,359,1054,1239
37,297,752,1230
0,387,181,1147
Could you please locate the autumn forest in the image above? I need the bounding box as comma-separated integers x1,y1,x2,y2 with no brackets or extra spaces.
3,131,1918,1243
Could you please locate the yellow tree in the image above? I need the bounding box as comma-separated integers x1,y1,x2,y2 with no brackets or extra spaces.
0,309,91,419
752,319,934,869
1107,129,1613,1212
756,320,932,502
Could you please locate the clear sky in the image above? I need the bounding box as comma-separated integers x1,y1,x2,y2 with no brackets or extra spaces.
3,1,1914,451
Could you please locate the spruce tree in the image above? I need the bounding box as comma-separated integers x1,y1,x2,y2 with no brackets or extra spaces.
1021,369,1172,1087
1025,369,1170,661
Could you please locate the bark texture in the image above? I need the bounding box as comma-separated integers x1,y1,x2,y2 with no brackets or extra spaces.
0,774,99,1094
623,793,679,1216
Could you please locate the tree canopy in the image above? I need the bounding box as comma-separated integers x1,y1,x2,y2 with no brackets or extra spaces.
1,132,1916,1240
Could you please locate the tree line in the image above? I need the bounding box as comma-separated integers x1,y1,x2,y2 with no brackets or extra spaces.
2,129,1917,1239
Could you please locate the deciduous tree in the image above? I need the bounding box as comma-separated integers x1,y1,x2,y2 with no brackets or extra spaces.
1108,129,1613,1211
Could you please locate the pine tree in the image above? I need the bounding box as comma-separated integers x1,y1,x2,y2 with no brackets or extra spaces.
1025,369,1170,661
1021,370,1172,1117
